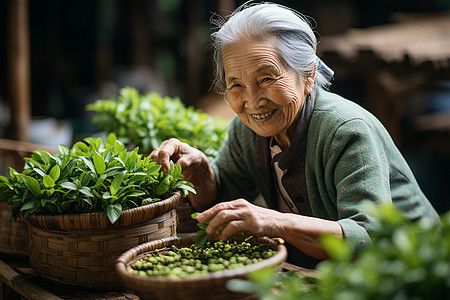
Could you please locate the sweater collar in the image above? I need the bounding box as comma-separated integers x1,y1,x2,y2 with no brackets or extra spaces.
273,92,315,170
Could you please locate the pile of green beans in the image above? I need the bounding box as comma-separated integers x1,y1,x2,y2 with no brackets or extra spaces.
129,240,277,278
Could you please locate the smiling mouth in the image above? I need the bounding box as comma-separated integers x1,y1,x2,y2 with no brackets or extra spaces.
251,109,277,120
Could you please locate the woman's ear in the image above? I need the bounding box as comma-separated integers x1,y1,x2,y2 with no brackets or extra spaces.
304,71,316,95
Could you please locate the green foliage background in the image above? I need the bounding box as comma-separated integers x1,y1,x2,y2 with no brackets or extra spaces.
86,87,229,157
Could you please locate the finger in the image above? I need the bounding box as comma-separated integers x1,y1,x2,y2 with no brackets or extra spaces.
150,139,181,172
219,220,248,241
205,209,239,236
196,201,235,223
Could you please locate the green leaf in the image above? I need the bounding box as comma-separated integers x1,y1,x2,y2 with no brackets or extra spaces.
23,175,41,196
156,175,170,195
80,157,96,174
105,203,122,224
33,168,46,177
60,181,78,191
93,151,106,175
319,234,352,262
20,199,40,211
197,222,208,230
173,162,182,179
58,144,70,156
43,175,55,188
49,165,60,181
176,182,196,195
194,231,209,248
110,171,126,196
79,187,94,198
81,197,93,206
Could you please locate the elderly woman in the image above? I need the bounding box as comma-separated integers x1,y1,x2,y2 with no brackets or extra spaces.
150,3,440,267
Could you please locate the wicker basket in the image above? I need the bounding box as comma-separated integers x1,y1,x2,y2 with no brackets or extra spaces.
116,235,287,300
0,202,29,256
26,191,181,290
175,197,199,234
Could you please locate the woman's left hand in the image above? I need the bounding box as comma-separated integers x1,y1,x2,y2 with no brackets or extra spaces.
196,199,285,241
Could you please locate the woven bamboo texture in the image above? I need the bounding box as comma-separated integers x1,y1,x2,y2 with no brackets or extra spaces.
116,235,287,300
28,209,177,290
0,202,29,256
25,191,181,231
25,192,180,290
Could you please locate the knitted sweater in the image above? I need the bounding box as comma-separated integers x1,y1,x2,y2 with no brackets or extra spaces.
211,89,440,255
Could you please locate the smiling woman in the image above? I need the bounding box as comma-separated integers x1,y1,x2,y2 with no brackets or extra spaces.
222,38,311,149
150,2,441,268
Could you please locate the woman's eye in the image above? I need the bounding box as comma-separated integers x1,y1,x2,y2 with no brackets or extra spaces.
231,84,242,89
261,77,272,83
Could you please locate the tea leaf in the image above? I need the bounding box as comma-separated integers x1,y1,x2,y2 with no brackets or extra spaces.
79,187,94,198
33,168,46,178
43,175,55,188
23,176,41,196
105,203,122,224
58,144,69,156
60,181,78,191
110,171,126,196
80,156,95,174
155,175,171,195
49,165,60,181
20,199,40,211
194,231,209,248
93,151,106,175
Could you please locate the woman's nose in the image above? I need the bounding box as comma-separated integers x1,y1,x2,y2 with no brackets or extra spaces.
244,85,266,108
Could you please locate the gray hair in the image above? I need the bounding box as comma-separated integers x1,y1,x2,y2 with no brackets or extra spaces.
210,2,333,95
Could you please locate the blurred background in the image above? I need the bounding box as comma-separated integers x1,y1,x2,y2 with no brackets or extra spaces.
1,0,449,213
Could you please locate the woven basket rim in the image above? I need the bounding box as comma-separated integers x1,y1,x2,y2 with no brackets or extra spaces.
116,235,287,284
24,190,181,231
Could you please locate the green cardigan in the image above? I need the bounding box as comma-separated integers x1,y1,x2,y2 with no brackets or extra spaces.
211,89,440,254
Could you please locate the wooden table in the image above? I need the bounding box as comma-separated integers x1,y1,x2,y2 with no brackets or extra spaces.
0,254,138,300
0,253,314,300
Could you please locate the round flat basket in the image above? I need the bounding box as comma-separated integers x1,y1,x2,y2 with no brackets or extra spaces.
116,235,287,300
26,191,181,290
0,202,29,256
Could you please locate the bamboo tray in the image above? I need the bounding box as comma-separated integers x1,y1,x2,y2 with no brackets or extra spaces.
116,235,287,300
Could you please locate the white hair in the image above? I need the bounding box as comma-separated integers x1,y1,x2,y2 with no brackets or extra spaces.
210,2,333,94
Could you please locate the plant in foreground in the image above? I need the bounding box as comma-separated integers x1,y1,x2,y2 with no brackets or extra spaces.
0,133,195,224
227,205,450,299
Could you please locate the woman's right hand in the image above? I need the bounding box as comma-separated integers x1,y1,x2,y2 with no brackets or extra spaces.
149,138,217,210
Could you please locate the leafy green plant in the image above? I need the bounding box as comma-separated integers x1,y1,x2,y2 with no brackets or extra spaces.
227,205,450,299
86,87,229,157
0,133,195,224
191,212,211,247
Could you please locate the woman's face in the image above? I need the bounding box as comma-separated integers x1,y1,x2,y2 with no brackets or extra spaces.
222,38,314,147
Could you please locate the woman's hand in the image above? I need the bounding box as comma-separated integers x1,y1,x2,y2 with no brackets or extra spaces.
149,138,217,210
196,199,285,240
197,198,343,260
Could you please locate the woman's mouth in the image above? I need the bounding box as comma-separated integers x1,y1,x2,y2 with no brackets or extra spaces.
251,109,277,120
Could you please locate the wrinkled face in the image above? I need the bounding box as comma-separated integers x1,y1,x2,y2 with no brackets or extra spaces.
222,38,313,145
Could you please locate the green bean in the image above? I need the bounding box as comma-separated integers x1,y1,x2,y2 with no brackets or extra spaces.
129,240,276,278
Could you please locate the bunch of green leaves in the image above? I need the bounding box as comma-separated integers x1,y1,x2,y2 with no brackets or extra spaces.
227,205,450,299
191,212,211,247
0,133,195,224
86,87,229,157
